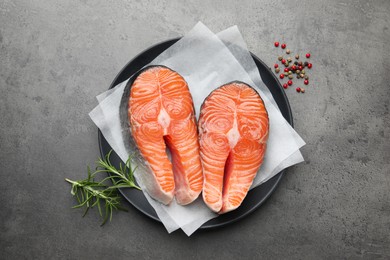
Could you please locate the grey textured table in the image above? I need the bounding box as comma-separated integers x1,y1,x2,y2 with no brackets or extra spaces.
1,1,389,259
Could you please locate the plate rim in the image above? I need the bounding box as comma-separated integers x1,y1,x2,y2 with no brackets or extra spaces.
98,37,293,229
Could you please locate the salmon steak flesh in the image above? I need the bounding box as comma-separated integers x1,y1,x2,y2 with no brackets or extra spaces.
128,66,203,205
199,81,269,214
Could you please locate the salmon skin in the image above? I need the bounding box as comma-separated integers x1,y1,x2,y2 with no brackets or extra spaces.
128,65,203,205
199,81,269,214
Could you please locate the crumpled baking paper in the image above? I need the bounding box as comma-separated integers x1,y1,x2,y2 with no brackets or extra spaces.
89,22,305,236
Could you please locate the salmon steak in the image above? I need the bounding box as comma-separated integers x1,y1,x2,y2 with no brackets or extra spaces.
199,81,269,214
128,66,203,205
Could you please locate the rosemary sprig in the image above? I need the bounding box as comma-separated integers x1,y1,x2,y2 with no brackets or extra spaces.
95,150,141,191
65,150,141,225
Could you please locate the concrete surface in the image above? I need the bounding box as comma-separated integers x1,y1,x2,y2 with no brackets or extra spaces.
1,0,389,259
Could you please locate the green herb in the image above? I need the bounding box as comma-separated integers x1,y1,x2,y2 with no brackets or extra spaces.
65,150,141,225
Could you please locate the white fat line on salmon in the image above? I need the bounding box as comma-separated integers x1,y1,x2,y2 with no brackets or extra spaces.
226,111,240,148
157,107,171,135
154,69,171,135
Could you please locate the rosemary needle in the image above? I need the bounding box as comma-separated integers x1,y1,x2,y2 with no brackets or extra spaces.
66,150,141,226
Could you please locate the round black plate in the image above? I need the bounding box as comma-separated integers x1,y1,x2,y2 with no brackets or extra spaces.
98,38,293,229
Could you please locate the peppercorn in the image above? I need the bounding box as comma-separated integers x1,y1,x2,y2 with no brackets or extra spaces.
298,61,303,66
283,83,288,89
281,59,286,64
296,87,301,92
295,54,299,59
301,88,305,93
275,68,280,73
286,49,291,54
284,72,289,76
280,74,284,79
294,61,298,65
300,73,304,78
296,75,300,79
301,69,305,74
281,43,286,49
284,62,289,67
287,57,292,62
274,64,279,68
304,79,309,85
306,53,311,58
288,74,293,79
274,42,280,47
284,68,289,72
288,71,292,75
296,70,301,74
304,61,308,67
278,56,283,61
298,65,303,71
304,75,309,80
288,80,293,86
308,63,312,69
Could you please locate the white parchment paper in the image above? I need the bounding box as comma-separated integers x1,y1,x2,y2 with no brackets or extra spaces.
89,22,305,236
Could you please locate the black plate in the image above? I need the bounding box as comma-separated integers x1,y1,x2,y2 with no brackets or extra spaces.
98,38,293,229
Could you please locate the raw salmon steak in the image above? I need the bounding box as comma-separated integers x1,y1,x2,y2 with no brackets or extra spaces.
128,66,203,205
199,81,269,214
